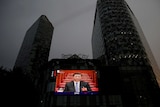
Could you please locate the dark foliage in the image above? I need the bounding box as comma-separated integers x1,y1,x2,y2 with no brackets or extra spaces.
0,66,40,107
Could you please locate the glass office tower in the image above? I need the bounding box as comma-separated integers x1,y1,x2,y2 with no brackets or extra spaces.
92,0,160,107
14,15,54,84
92,0,160,85
92,0,150,66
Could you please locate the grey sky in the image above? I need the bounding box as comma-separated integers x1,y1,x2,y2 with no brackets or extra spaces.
0,0,160,70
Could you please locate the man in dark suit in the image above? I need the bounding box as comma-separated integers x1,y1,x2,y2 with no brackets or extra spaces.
63,72,92,93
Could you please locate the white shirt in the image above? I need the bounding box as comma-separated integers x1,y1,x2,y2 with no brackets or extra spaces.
74,81,80,92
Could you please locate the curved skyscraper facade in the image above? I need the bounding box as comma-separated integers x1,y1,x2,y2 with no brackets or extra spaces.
92,1,160,106
92,0,150,66
92,0,160,86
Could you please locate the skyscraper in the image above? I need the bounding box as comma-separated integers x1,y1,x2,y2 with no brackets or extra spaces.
14,15,54,83
92,0,160,106
92,0,148,66
92,0,160,84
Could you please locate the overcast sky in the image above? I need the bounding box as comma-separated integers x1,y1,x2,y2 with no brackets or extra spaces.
0,0,160,70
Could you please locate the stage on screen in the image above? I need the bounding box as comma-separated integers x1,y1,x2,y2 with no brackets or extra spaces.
53,70,99,95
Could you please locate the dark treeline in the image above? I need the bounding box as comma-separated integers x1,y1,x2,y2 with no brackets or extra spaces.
0,66,39,107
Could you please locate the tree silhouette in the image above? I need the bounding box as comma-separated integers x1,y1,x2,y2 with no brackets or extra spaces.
0,66,40,107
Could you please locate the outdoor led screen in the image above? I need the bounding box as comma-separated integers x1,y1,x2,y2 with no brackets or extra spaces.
54,70,99,95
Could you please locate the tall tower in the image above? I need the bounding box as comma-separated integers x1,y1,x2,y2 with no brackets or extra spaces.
14,15,54,82
92,0,160,83
92,0,160,106
92,0,150,66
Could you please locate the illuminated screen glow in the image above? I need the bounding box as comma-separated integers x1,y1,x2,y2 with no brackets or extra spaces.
54,70,99,95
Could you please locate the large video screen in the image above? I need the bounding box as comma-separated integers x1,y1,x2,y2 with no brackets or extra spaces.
54,70,99,95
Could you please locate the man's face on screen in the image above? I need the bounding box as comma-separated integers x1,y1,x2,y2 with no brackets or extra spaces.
73,74,82,82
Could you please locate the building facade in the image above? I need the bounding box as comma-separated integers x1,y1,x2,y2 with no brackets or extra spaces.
92,0,160,107
92,0,150,66
40,55,160,107
14,15,54,85
41,55,103,107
